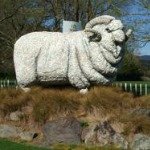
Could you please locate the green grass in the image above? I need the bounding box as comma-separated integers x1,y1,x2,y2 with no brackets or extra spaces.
0,139,49,150
0,139,121,150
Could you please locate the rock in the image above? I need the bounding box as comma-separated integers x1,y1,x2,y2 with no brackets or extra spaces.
111,122,124,134
10,111,24,121
131,108,150,117
19,131,38,141
0,124,38,141
0,124,20,138
42,117,81,145
82,121,128,149
130,134,150,150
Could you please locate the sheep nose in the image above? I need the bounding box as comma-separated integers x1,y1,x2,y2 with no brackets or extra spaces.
113,30,125,43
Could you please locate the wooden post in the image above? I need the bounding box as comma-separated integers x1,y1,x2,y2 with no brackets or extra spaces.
130,83,132,92
15,80,17,87
116,83,119,87
3,80,5,88
135,83,137,95
145,84,147,96
0,80,2,88
120,83,122,88
140,84,142,95
7,80,9,87
124,83,127,91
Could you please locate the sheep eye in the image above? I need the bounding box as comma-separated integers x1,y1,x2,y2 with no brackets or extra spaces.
122,27,126,32
106,28,111,33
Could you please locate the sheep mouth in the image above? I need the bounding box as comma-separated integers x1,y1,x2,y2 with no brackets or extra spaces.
115,41,123,46
99,41,123,59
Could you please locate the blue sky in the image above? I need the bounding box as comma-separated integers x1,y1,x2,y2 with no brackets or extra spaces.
141,43,150,55
42,1,150,56
123,0,150,56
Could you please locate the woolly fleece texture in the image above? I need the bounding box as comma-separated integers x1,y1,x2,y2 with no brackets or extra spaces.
14,15,130,90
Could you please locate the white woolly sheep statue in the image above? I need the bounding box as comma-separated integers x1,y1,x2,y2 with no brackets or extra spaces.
14,15,132,93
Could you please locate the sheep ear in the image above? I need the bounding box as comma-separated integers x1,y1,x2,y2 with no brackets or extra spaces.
84,29,102,42
125,29,132,41
85,31,95,38
126,29,132,37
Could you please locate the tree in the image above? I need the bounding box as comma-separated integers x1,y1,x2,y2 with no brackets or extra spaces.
0,0,146,79
0,0,48,78
139,0,150,44
117,50,144,81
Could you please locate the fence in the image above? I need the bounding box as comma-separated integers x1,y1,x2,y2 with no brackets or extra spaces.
0,79,150,96
0,79,17,88
113,82,150,96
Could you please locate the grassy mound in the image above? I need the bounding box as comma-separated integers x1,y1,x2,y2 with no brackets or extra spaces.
0,86,149,136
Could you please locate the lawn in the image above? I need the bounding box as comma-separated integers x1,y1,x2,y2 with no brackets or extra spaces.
0,139,121,150
0,139,48,150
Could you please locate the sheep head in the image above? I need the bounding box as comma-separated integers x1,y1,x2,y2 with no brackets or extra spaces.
84,15,132,61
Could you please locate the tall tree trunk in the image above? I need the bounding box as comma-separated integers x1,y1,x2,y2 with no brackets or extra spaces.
75,0,80,22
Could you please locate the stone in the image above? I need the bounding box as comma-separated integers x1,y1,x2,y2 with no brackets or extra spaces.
82,121,128,149
14,15,132,91
0,124,20,138
62,20,82,32
19,131,38,141
130,134,150,150
42,117,81,145
10,111,24,121
0,124,38,141
111,122,124,134
131,108,150,117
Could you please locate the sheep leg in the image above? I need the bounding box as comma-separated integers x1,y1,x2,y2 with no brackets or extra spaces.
20,87,31,92
15,60,37,91
14,51,37,91
68,45,90,89
79,88,88,94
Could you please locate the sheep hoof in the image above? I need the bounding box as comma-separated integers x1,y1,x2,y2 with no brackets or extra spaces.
21,87,31,93
79,88,88,94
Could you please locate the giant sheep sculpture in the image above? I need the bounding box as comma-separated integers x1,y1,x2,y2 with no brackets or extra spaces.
14,15,132,93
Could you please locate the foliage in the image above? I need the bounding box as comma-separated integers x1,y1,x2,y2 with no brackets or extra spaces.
140,59,150,78
137,0,150,44
117,50,144,81
0,0,48,77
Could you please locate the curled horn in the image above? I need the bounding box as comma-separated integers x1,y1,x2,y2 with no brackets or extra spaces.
85,15,115,29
